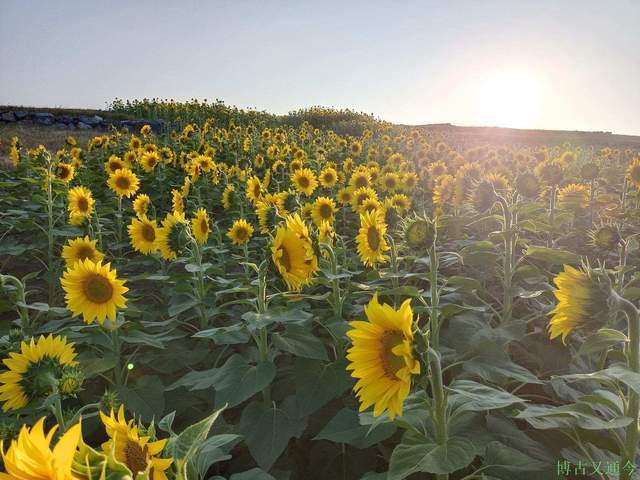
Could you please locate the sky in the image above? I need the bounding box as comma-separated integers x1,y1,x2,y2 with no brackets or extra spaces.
1,0,639,134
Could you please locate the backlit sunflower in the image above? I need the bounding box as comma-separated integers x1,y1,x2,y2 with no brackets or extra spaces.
379,172,401,193
515,172,540,198
0,417,81,477
157,212,186,260
191,208,210,245
346,293,420,419
311,197,337,226
432,174,455,209
557,183,589,211
402,215,436,250
68,186,95,219
356,209,389,268
626,158,640,188
227,219,254,246
588,223,621,251
62,236,104,267
534,159,564,185
108,168,140,198
100,405,172,480
0,335,78,411
271,214,318,291
292,168,318,196
133,194,151,218
549,264,612,343
128,215,158,254
61,259,128,325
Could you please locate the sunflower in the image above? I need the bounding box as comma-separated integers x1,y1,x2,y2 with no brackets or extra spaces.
427,161,447,180
346,293,420,419
349,169,371,190
105,155,127,174
246,176,263,204
128,216,158,254
515,172,540,198
55,162,75,183
68,186,95,218
100,406,172,480
469,179,498,212
581,162,600,181
534,159,564,185
292,168,318,196
548,264,611,343
0,335,78,411
356,210,389,268
337,187,353,205
318,220,335,246
157,212,186,260
588,223,621,251
432,174,455,208
390,193,411,215
222,184,236,210
0,417,81,477
227,219,254,246
108,168,140,198
626,158,640,188
557,183,589,211
351,186,378,211
359,197,382,215
380,172,401,193
191,208,210,245
311,197,337,226
140,151,160,173
170,189,184,215
271,214,318,291
402,172,419,191
62,236,104,267
133,194,151,218
256,202,282,234
61,259,128,325
319,167,338,188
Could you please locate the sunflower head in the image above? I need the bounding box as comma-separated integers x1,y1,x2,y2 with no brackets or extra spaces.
549,263,614,343
157,212,188,260
402,215,436,250
515,172,540,198
133,194,151,218
469,179,498,212
557,183,589,211
356,209,390,268
534,159,564,185
191,208,211,245
588,223,621,251
626,158,640,188
62,235,104,267
227,219,254,246
108,168,140,198
581,161,600,181
271,214,318,291
346,293,420,419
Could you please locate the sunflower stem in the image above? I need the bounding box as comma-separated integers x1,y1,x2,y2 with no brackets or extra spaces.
1,274,30,333
45,154,56,306
616,294,640,480
427,348,449,480
496,194,514,324
428,245,440,350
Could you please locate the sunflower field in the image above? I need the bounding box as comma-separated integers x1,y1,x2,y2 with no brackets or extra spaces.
2,103,640,480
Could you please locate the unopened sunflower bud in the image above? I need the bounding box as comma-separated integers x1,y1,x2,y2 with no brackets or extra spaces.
100,389,120,413
59,367,84,396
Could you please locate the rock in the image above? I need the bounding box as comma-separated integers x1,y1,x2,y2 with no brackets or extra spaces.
33,112,54,119
0,112,15,122
14,111,29,120
119,119,164,133
76,121,92,130
78,115,104,126
57,115,73,125
36,116,54,125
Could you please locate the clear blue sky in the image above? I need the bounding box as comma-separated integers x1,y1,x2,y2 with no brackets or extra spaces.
1,0,639,134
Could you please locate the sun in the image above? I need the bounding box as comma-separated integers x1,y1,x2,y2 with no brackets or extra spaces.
476,70,542,129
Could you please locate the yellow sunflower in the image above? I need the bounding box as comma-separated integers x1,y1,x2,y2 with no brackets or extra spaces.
61,236,104,267
337,187,353,205
105,155,127,174
356,209,389,268
319,167,338,188
0,335,78,411
133,194,151,218
311,197,337,226
67,186,95,219
55,162,75,183
549,264,611,343
108,168,140,198
157,212,186,261
61,259,128,325
433,174,455,208
626,158,640,188
128,215,158,254
227,219,254,246
271,214,318,291
292,168,318,196
0,418,81,478
351,187,378,212
346,293,420,419
349,169,371,190
140,151,160,173
191,208,211,245
100,406,172,480
222,184,235,210
246,176,263,204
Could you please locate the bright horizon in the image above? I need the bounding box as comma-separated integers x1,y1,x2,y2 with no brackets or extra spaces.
1,0,639,135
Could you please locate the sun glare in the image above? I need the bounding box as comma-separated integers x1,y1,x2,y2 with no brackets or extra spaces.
476,70,542,129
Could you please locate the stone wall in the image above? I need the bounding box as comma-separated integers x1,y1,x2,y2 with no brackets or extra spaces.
0,110,164,133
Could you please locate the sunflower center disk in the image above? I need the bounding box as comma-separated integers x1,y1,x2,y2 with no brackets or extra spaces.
77,246,95,260
367,226,381,250
380,331,405,379
116,177,131,189
142,224,156,242
124,440,149,474
83,275,114,304
279,246,292,272
77,197,89,212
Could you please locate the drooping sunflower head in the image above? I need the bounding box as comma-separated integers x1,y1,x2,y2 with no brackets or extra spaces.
133,193,151,218
402,214,436,250
469,178,498,213
0,335,78,411
588,223,621,251
62,235,104,267
157,212,187,260
128,215,159,255
191,208,211,245
61,259,128,325
227,219,254,246
356,209,390,268
271,214,318,291
514,171,540,199
100,405,172,479
108,168,140,198
0,417,81,477
68,186,95,218
626,158,640,188
557,183,590,211
346,293,420,419
549,263,613,343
